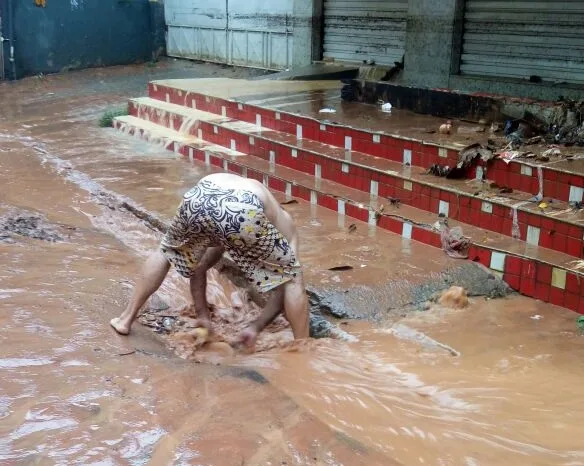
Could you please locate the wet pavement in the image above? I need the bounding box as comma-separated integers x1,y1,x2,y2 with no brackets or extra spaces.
2,61,584,465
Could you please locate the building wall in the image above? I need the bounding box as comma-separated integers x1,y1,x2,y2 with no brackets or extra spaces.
3,0,165,79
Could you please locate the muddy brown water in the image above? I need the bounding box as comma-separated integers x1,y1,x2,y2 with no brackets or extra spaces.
2,63,584,465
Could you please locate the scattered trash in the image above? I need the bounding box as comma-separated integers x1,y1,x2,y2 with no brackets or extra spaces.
458,143,494,167
438,286,469,309
348,224,357,234
328,265,354,272
498,151,522,164
387,197,401,207
570,201,583,210
490,122,502,134
542,147,561,158
117,350,136,356
280,199,298,205
525,136,543,145
380,102,393,113
440,221,471,259
499,187,513,194
530,314,543,321
319,107,336,114
529,193,543,203
577,316,584,331
538,202,548,210
439,120,452,135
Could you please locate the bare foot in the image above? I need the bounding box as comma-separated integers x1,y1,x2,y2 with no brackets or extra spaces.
238,325,259,350
110,317,131,335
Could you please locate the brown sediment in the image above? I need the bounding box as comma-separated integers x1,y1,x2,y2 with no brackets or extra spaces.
2,61,584,465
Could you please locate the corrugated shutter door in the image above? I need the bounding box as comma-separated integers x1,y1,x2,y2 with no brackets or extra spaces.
461,1,584,84
323,0,408,66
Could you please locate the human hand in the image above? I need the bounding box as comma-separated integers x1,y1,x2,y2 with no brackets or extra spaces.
238,325,259,351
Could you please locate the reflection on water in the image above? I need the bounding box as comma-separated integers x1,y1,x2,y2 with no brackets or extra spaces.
2,64,584,465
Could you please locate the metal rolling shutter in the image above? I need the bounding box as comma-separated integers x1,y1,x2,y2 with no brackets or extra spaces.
461,1,584,84
323,0,408,66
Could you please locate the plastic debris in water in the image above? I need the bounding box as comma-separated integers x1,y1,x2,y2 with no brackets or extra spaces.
381,102,392,113
530,315,543,321
319,107,336,114
577,316,584,330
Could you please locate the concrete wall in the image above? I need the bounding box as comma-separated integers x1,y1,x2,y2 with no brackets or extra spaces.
4,0,165,79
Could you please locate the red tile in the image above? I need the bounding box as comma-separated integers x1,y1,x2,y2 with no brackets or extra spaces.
571,174,584,188
549,287,565,307
469,246,491,267
536,264,552,284
505,256,523,275
566,273,581,294
539,231,553,249
552,233,567,254
378,216,402,234
268,178,286,192
504,273,521,291
520,276,536,297
565,293,580,312
569,225,582,239
534,283,550,302
566,237,582,258
555,221,570,236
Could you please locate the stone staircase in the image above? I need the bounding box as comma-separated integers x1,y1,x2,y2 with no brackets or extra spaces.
114,80,584,314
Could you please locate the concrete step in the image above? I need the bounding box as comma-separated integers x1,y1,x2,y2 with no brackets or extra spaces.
149,81,584,207
113,114,584,314
129,97,584,262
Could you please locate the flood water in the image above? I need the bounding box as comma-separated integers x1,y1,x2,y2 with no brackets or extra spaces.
2,61,584,465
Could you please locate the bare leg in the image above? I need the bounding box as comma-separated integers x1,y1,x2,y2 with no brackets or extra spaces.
283,274,309,339
110,250,170,335
189,246,225,325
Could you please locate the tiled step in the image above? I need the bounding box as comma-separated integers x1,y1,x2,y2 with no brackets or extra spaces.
113,115,584,314
128,97,584,261
149,82,584,206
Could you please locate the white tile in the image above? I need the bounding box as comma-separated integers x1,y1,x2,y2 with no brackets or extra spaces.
481,201,493,214
438,147,448,158
205,96,210,103
204,151,210,165
223,159,228,171
275,112,281,120
269,150,276,165
249,136,255,146
403,149,412,165
368,210,377,226
404,180,413,191
552,268,567,289
370,180,379,196
178,90,182,97
256,114,261,127
344,152,352,162
569,186,584,203
165,93,169,103
286,182,292,197
439,200,449,217
320,124,326,131
230,139,236,151
521,165,533,176
296,125,303,140
241,167,248,177
310,191,317,205
197,129,203,139
315,165,322,179
188,147,194,162
342,163,350,173
192,100,197,109
221,106,226,117
338,200,346,215
263,174,268,186
213,126,218,134
373,134,381,144
526,225,541,246
476,166,484,180
402,223,413,239
153,84,158,91
238,103,243,110
345,136,352,151
490,252,506,272
291,149,298,158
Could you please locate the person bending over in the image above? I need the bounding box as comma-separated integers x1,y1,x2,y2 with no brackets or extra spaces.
110,172,308,348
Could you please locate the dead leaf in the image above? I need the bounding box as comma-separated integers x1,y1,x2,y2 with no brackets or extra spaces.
280,199,298,205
